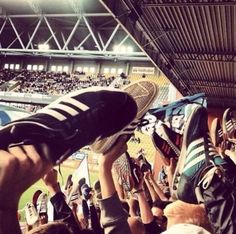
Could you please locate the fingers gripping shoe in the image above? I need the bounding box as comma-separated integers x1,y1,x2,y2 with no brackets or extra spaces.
0,87,137,164
172,106,225,203
90,80,159,153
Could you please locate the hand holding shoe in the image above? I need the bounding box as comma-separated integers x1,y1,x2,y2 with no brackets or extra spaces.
0,144,52,211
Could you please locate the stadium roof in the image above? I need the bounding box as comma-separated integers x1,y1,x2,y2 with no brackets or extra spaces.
0,0,235,108
0,0,146,61
100,0,236,108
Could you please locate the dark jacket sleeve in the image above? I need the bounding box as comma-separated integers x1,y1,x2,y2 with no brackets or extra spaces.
144,219,163,234
98,192,131,234
50,192,81,234
89,204,103,234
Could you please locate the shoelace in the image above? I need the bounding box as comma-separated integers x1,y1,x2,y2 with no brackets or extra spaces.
165,137,180,157
195,165,220,203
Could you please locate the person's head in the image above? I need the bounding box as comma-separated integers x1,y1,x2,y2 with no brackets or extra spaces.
27,221,72,234
128,217,145,234
164,200,212,232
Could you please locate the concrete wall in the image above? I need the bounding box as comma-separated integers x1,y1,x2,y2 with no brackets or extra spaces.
0,56,155,75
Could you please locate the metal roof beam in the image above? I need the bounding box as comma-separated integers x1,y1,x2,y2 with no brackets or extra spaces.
27,33,34,49
191,82,236,89
117,35,129,47
174,57,236,63
0,48,145,56
172,51,236,57
97,32,105,49
61,32,68,50
0,19,7,35
62,17,81,50
7,32,24,49
44,16,61,50
26,17,42,49
83,16,102,51
0,48,147,61
0,13,112,18
142,2,236,7
103,24,120,51
75,33,91,50
8,17,25,49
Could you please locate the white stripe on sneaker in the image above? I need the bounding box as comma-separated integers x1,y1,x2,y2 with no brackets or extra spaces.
226,121,233,128
185,145,205,164
183,154,205,173
64,97,89,111
48,103,79,116
227,124,234,132
187,138,203,155
38,109,66,121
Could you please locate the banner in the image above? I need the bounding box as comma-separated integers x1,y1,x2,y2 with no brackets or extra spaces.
72,155,90,187
140,93,206,135
0,104,30,126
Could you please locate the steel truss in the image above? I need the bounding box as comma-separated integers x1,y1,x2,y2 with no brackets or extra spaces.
0,13,147,61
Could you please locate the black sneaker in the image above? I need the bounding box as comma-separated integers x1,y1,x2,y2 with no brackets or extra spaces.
222,108,236,139
152,123,182,165
172,105,225,203
210,118,223,147
90,80,159,153
0,87,137,164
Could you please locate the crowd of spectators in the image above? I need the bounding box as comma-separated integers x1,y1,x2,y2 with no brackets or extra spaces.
0,69,21,86
14,71,117,95
1,69,234,234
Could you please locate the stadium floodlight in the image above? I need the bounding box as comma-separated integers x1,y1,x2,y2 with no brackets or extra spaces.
38,43,50,50
113,45,119,53
113,45,133,54
120,46,126,53
127,46,133,53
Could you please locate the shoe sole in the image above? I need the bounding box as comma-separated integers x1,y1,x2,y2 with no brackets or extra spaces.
113,152,132,191
90,80,159,153
171,105,203,199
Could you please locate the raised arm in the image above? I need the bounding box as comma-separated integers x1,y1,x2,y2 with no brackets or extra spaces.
98,136,131,234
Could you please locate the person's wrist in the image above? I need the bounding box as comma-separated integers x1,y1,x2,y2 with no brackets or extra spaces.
133,188,144,195
47,182,60,195
98,156,113,170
